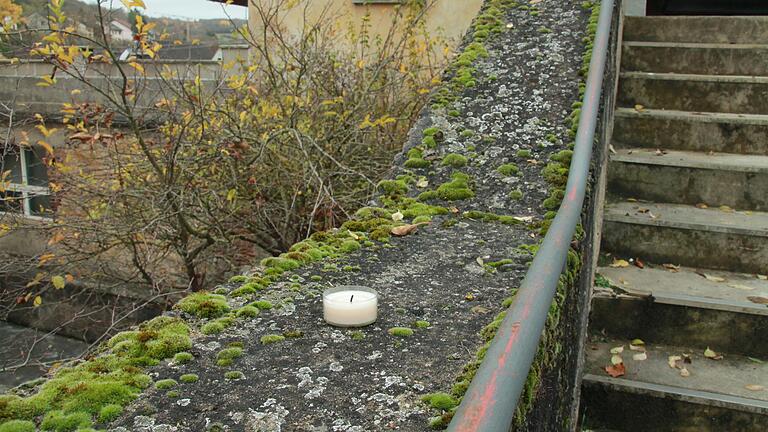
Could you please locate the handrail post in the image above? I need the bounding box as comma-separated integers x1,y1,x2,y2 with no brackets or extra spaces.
446,0,616,430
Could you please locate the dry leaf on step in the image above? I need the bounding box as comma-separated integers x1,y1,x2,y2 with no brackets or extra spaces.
610,346,625,354
633,352,647,361
634,104,645,112
697,272,726,283
391,211,404,221
604,363,625,378
390,222,428,237
679,367,690,377
668,355,682,368
747,296,768,305
704,347,723,360
727,284,754,291
611,355,623,365
745,384,765,391
662,263,680,272
610,259,629,268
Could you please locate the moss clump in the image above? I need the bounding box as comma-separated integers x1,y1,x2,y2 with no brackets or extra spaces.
405,148,431,169
154,379,177,390
350,331,365,341
0,420,36,432
224,371,245,380
462,210,521,225
387,327,414,337
435,172,474,201
252,300,273,310
260,334,286,345
497,163,519,177
282,330,304,338
377,179,409,196
412,215,432,224
416,190,439,202
415,320,431,329
543,189,565,210
40,411,92,431
423,127,440,137
228,275,248,284
510,189,524,200
216,347,243,367
176,292,230,319
542,162,569,188
235,305,260,318
516,149,532,158
441,153,468,168
96,404,122,423
179,374,199,384
173,352,193,364
310,275,322,282
340,240,361,253
260,257,301,272
342,265,361,272
201,321,226,335
421,393,458,410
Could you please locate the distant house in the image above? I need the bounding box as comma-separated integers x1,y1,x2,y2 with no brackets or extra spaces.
24,12,48,30
109,20,133,42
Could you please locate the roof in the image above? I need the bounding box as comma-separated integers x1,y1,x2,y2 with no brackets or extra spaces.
209,0,248,6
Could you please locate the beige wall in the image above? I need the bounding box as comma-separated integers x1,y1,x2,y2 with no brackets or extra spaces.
249,0,483,58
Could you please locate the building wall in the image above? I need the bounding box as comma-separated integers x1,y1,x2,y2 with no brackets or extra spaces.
248,0,484,59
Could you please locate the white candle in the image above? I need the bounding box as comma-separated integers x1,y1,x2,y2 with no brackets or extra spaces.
323,286,378,327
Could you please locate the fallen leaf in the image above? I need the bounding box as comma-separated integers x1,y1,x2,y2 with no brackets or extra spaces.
719,205,734,213
654,148,667,156
634,104,645,112
609,144,617,154
348,230,360,240
631,338,645,346
698,272,726,283
513,216,534,223
627,198,638,202
476,257,485,266
695,203,709,209
610,259,629,268
704,347,723,360
745,384,765,391
757,275,767,281
727,283,754,291
505,22,514,29
33,296,42,307
668,355,682,368
610,346,625,354
634,258,645,269
611,355,623,365
391,211,404,221
51,276,65,290
663,263,680,272
747,296,768,305
465,293,475,301
633,352,647,361
416,178,429,188
680,367,690,377
629,343,645,352
470,305,491,314
449,207,460,214
748,357,765,364
604,363,625,378
390,222,428,237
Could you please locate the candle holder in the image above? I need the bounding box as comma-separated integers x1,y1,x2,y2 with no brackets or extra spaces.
323,286,378,327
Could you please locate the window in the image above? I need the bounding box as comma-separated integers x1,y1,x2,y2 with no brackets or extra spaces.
1,145,53,219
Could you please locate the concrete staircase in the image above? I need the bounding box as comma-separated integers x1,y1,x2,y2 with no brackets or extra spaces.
580,16,768,431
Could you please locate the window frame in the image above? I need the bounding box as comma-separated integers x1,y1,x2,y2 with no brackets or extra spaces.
1,147,52,221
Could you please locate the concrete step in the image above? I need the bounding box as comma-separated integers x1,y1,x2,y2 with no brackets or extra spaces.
623,16,768,44
601,201,768,274
618,72,768,115
607,148,768,211
621,42,768,75
591,265,768,357
581,340,768,431
613,108,768,156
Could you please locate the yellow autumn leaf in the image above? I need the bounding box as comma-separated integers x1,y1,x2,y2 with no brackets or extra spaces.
609,259,629,268
52,275,66,289
38,140,54,156
226,189,237,202
121,0,146,8
33,295,42,307
128,62,145,73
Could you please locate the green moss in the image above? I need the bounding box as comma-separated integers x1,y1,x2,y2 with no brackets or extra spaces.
542,163,569,188
260,257,301,272
350,331,365,341
342,265,361,272
423,127,440,137
40,411,91,431
412,215,432,224
212,287,228,295
282,330,304,338
460,129,474,138
422,136,437,148
405,157,431,169
216,347,243,367
509,189,524,200
340,240,361,253
235,305,260,318
417,190,440,202
543,189,565,210
421,393,458,411
0,420,36,432
260,334,286,345
96,404,122,423
224,371,245,380
414,320,431,329
435,172,474,201
228,275,248,284
377,179,409,196
462,210,521,225
200,321,225,335
496,163,519,177
441,153,468,168
179,374,199,384
154,379,177,390
486,259,514,268
176,292,230,319
516,149,532,158
387,327,414,337
310,275,322,282
173,352,193,364
252,300,273,310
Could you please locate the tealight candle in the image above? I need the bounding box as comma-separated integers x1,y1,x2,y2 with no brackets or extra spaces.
323,286,378,327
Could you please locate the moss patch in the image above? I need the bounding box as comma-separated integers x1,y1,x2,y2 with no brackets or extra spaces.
387,327,414,337
176,292,230,319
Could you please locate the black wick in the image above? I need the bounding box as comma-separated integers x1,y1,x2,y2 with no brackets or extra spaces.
350,295,354,303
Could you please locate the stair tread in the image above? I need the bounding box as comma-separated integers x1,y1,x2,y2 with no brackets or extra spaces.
596,265,768,316
610,148,768,173
615,107,768,124
584,339,768,408
623,41,768,50
620,71,768,83
604,201,768,237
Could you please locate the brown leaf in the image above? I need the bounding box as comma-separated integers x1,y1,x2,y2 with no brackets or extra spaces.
697,272,726,283
745,384,765,391
695,203,709,209
704,347,723,360
679,367,690,377
68,132,94,142
390,222,429,237
668,355,681,368
634,258,645,269
604,362,625,378
747,296,768,305
662,263,680,272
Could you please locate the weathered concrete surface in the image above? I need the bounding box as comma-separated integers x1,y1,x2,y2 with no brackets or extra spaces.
612,108,768,156
618,72,768,115
621,42,768,76
623,16,768,44
103,0,592,430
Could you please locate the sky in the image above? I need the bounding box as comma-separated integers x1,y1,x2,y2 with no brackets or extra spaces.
84,0,248,21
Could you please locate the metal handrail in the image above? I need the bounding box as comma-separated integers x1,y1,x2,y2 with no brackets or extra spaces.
447,0,616,430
